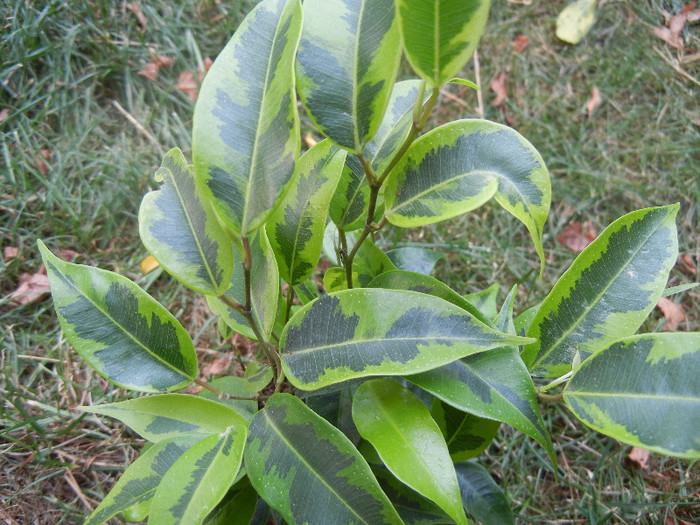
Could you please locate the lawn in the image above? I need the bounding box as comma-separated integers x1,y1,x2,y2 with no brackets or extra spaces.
1,0,698,523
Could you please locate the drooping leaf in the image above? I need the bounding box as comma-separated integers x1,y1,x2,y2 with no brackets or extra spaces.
563,333,700,459
269,140,346,285
523,205,679,377
384,120,550,272
296,0,401,152
244,393,403,525
407,347,555,464
192,0,302,236
203,478,258,525
198,376,258,420
431,401,500,461
138,148,233,295
85,437,198,525
385,247,445,276
281,289,531,391
464,283,499,321
81,394,248,442
352,379,468,525
150,426,247,524
38,241,196,393
396,0,492,86
454,461,514,525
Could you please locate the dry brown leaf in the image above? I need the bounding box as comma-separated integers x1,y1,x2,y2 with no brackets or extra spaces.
201,355,232,378
0,108,10,123
557,220,597,252
9,266,50,305
177,71,198,101
513,34,529,52
491,71,507,107
653,8,689,50
4,246,19,260
656,297,685,331
688,8,700,22
157,55,177,67
586,86,602,117
125,3,147,32
203,56,214,72
137,61,159,81
58,249,81,261
628,447,650,469
35,153,48,176
677,253,697,275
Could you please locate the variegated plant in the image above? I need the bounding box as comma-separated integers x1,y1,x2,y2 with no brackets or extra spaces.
38,0,698,523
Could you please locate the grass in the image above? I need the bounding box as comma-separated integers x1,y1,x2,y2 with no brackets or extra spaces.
1,0,698,523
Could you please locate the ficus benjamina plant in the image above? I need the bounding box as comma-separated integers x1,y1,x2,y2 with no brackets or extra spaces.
37,0,699,523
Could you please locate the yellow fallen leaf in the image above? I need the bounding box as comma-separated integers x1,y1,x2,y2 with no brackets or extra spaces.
556,0,597,45
140,255,160,274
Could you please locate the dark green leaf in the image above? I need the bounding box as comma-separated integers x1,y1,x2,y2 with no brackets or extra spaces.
431,401,500,461
203,478,258,525
385,247,445,275
354,240,396,287
455,461,514,525
464,283,499,321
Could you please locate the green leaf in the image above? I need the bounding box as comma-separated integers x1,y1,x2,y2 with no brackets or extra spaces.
269,140,347,285
556,0,597,45
354,239,396,287
353,379,468,525
192,0,302,236
85,437,198,525
306,386,361,445
296,0,400,152
662,282,699,297
323,267,356,292
244,393,403,525
431,401,500,461
150,426,247,525
464,283,499,321
294,279,321,305
38,241,196,393
523,204,679,377
448,77,479,90
281,289,532,391
81,394,248,442
198,376,258,420
563,333,700,459
454,461,514,525
493,284,517,335
243,362,274,393
203,478,258,525
407,348,556,464
385,247,445,276
396,0,491,86
385,120,550,272
329,155,378,232
138,148,233,295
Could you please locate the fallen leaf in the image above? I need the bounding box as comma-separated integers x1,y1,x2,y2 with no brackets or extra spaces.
125,3,147,32
491,71,507,107
4,246,19,260
653,8,690,50
58,249,81,261
177,71,198,101
688,8,700,22
0,108,10,123
138,61,159,81
656,297,685,331
201,355,232,378
140,254,160,274
556,0,598,45
586,86,601,117
156,55,177,67
203,56,214,72
513,34,529,52
557,220,597,252
677,253,697,275
35,152,48,176
9,267,50,305
627,447,650,469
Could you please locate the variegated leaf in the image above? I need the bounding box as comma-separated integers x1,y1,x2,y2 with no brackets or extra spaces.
296,0,400,152
329,154,376,231
139,148,233,295
385,120,550,271
323,267,356,292
455,462,514,525
280,289,532,390
523,205,679,377
464,283,500,321
269,140,346,285
81,394,248,442
192,0,302,236
150,426,246,524
396,0,492,86
38,242,196,393
564,333,700,459
198,376,258,420
244,393,403,524
431,401,500,461
354,239,396,287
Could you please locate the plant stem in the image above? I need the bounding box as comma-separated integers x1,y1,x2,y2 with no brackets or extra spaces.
285,285,295,324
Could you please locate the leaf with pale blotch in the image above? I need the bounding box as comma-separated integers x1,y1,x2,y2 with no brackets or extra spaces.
464,283,500,321
281,289,532,390
523,205,679,377
385,120,550,272
198,376,258,420
192,0,302,236
139,148,233,295
85,437,198,525
268,140,346,285
323,267,356,293
244,393,403,524
385,247,445,276
296,0,400,152
294,279,320,305
431,401,500,461
150,426,246,524
397,0,492,86
354,240,396,287
329,155,377,232
243,362,274,393
407,347,556,464
564,333,700,459
455,462,514,525
353,379,468,525
81,394,248,442
38,241,196,393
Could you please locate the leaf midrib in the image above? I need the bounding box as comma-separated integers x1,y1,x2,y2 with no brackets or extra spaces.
565,391,700,402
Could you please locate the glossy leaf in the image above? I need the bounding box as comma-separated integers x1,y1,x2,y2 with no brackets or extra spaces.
354,239,396,287
564,333,700,459
329,154,376,231
431,401,500,461
306,385,360,445
203,478,258,525
296,0,400,152
243,361,274,393
323,267,356,292
138,148,233,295
396,0,491,86
269,140,346,285
244,393,403,524
464,283,499,321
455,461,514,525
198,376,258,420
85,437,198,525
353,379,468,525
281,289,532,390
385,247,445,275
493,284,517,335
294,279,320,305
385,120,550,271
150,426,246,524
81,394,248,442
38,242,196,393
192,0,302,236
407,347,555,464
523,205,679,377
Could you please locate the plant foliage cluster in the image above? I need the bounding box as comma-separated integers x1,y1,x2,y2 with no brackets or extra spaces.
38,0,699,523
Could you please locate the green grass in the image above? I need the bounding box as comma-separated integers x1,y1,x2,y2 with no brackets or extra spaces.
1,0,698,523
